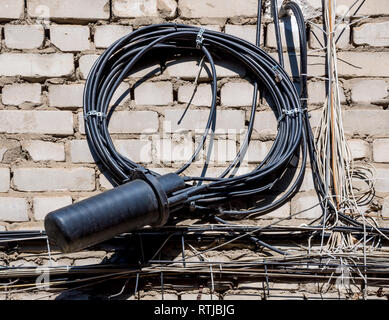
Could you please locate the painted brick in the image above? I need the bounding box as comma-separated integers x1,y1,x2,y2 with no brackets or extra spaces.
373,139,389,163
0,168,10,192
94,25,133,48
354,22,389,47
134,82,173,105
0,0,24,20
13,168,95,192
22,141,65,161
178,84,212,107
0,197,28,222
33,196,72,220
0,53,74,78
27,0,110,21
79,54,100,79
221,82,255,107
164,110,245,133
2,84,41,106
4,24,44,49
179,0,258,18
0,111,73,135
49,84,84,108
350,79,388,104
79,111,159,134
50,25,91,52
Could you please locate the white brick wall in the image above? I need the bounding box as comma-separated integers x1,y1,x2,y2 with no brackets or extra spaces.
69,140,94,163
221,82,255,107
94,25,133,48
0,0,24,20
79,111,159,134
49,84,84,108
33,196,72,220
179,0,258,18
0,0,388,300
112,0,158,18
79,54,99,79
50,25,91,52
164,110,245,133
0,54,74,78
0,197,28,222
4,25,44,49
337,52,389,77
2,84,41,106
22,141,65,162
0,168,10,192
349,139,370,160
27,0,110,21
337,0,389,16
291,193,322,219
354,22,389,47
373,140,389,163
134,82,173,106
0,111,73,135
225,25,262,45
13,168,95,191
350,79,388,104
178,84,212,107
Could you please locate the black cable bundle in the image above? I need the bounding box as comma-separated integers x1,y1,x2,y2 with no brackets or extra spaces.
45,1,371,253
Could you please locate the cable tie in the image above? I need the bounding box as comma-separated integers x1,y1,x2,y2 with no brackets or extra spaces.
272,65,283,82
196,27,205,49
84,110,106,120
277,108,305,123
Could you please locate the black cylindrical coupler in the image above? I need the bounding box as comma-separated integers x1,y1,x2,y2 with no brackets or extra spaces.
44,173,186,253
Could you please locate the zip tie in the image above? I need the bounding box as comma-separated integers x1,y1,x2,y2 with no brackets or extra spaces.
272,65,283,82
84,110,106,120
196,27,205,49
277,108,306,123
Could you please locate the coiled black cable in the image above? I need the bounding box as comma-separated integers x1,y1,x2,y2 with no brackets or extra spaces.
83,3,310,219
